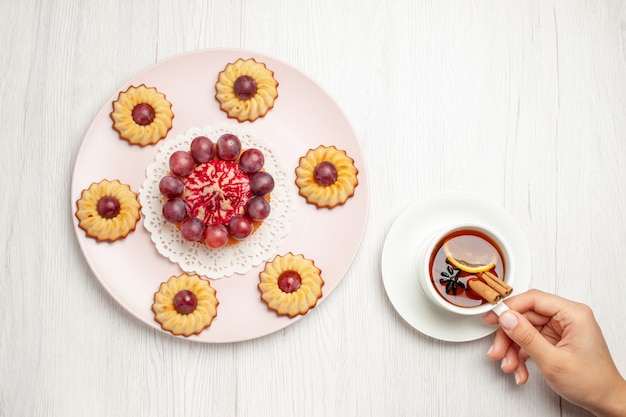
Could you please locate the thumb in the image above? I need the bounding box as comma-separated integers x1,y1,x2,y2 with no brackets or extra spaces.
499,310,556,365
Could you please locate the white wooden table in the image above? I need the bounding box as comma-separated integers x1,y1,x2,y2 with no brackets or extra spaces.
2,1,625,416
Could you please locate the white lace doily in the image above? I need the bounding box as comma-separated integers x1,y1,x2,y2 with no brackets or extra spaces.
139,124,295,278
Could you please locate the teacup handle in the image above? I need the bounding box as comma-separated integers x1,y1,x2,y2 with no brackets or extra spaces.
492,301,510,316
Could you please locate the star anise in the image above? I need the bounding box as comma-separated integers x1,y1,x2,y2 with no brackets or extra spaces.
439,264,465,296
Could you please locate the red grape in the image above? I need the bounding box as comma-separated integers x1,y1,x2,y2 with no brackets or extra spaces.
228,215,253,239
203,223,229,248
233,75,257,100
239,148,265,174
97,196,120,219
162,198,188,223
180,217,205,241
169,151,195,177
173,290,197,314
313,161,338,186
245,196,271,221
216,134,241,161
131,103,155,126
278,271,302,293
190,136,214,163
159,175,184,198
249,171,274,195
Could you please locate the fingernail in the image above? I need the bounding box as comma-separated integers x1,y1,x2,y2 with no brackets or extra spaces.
500,311,518,330
500,358,507,370
487,344,494,356
514,372,521,385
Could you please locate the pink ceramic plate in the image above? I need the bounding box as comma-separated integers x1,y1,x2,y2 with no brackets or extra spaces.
71,49,368,343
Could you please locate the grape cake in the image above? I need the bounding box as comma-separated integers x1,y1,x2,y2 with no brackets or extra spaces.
159,132,274,246
140,124,295,278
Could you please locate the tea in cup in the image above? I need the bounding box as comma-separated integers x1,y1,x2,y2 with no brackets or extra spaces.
416,223,514,316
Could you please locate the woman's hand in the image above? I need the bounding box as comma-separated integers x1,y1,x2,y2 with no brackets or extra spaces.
483,289,626,416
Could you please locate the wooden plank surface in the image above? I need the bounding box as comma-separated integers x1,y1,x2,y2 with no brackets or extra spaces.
1,1,625,416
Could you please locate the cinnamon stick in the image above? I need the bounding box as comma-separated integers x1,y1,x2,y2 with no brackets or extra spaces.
480,271,513,296
467,278,502,304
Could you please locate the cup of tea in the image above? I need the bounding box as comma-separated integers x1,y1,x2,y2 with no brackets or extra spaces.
415,222,515,316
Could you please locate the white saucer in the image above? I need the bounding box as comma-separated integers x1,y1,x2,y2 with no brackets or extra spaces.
381,192,531,342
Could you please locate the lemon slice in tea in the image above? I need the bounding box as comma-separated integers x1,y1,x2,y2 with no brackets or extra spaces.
442,234,498,273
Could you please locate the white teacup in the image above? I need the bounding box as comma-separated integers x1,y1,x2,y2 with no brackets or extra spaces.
415,222,515,316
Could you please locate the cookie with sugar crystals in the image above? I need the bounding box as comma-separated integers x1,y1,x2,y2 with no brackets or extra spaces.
75,179,141,242
215,58,279,122
111,84,174,146
258,253,324,318
295,145,358,208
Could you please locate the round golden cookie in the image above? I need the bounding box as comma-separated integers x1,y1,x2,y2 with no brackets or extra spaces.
152,273,219,337
110,84,174,146
295,145,358,208
75,179,141,242
215,58,279,122
258,253,324,318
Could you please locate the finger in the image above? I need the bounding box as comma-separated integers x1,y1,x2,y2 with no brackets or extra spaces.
500,344,520,373
499,310,558,369
518,346,529,362
482,311,499,325
487,328,514,360
513,358,530,385
502,289,575,317
485,289,567,326
521,310,551,327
